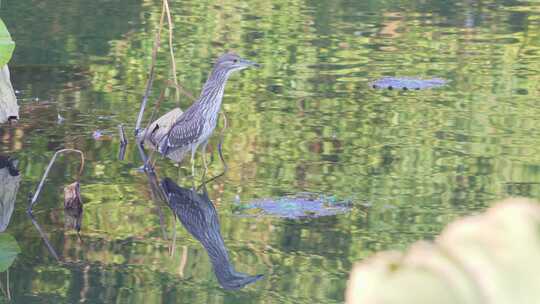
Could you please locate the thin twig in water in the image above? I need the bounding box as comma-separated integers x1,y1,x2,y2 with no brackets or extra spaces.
28,149,85,211
118,124,128,145
165,79,195,102
137,141,152,172
140,86,169,167
118,124,128,160
28,213,60,261
143,168,169,240
139,79,195,167
142,85,169,143
135,2,166,136
163,0,181,104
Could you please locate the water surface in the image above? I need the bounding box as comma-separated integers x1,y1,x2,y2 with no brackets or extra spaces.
2,0,540,303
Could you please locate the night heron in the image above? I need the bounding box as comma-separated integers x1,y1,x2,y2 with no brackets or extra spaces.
158,53,259,176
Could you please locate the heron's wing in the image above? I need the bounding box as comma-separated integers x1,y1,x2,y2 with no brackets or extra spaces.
139,108,183,149
160,111,204,153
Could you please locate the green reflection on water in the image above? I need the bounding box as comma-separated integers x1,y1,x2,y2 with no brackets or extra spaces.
2,0,540,303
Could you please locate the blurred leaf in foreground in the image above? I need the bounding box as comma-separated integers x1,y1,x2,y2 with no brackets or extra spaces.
346,198,540,304
0,19,14,67
0,18,17,124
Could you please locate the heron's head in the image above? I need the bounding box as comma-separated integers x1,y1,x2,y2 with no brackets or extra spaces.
213,52,259,75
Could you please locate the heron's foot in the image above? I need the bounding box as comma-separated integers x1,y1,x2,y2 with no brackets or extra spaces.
137,162,155,173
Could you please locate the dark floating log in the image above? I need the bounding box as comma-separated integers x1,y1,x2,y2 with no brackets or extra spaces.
370,77,447,90
161,178,264,290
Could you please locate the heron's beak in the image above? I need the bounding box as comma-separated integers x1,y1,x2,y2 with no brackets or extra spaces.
241,58,260,68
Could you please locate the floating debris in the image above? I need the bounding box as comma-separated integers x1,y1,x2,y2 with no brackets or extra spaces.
370,77,447,90
237,193,352,219
92,130,103,139
92,130,112,141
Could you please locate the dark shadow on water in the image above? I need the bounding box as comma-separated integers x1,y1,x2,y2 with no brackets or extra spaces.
161,177,264,290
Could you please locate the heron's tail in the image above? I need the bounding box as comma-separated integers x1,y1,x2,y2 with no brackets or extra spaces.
157,136,169,155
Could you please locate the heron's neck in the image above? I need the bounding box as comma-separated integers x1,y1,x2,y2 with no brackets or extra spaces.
198,68,231,112
197,225,236,278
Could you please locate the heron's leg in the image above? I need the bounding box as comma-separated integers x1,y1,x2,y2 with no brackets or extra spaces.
190,148,196,190
175,163,181,184
201,141,209,179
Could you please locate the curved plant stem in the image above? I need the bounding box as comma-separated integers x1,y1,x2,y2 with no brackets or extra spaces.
28,149,85,211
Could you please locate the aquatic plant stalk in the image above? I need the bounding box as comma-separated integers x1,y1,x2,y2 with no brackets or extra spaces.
28,213,60,261
118,124,128,145
163,0,181,104
118,124,128,160
135,2,165,136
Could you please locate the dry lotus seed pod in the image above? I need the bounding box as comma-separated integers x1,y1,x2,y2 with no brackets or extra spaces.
64,181,83,231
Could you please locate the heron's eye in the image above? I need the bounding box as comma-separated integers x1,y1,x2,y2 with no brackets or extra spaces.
233,59,238,63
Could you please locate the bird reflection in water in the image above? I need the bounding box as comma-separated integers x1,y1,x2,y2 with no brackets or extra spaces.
161,177,263,290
